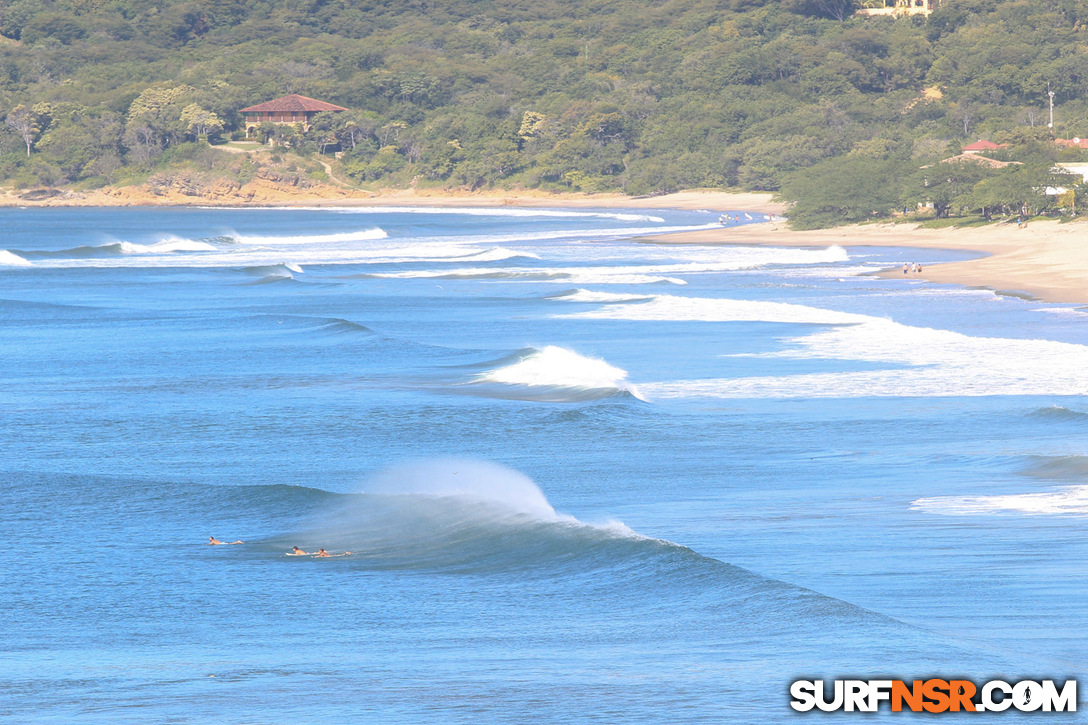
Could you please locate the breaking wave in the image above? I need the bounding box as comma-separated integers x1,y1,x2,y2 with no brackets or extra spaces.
0,250,30,266
548,289,657,304
461,345,646,402
247,457,916,656
16,238,218,258
912,486,1088,517
255,460,653,572
566,294,1088,399
242,263,302,283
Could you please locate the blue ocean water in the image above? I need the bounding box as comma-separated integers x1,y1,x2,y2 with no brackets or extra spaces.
2,206,1087,722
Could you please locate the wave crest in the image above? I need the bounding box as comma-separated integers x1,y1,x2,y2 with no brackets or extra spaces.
467,346,645,402
242,263,301,283
266,460,662,572
1021,455,1088,480
17,238,218,259
1028,406,1088,422
549,289,656,304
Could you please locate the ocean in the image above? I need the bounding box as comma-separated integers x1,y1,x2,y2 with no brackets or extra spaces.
2,206,1086,722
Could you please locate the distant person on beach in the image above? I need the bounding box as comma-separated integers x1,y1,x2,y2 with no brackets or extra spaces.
209,536,243,545
903,264,909,275
288,546,308,555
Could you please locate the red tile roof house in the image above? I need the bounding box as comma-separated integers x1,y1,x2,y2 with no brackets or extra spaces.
961,140,1008,154
240,94,348,137
1055,138,1088,149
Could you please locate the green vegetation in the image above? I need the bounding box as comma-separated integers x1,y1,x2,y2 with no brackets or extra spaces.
1,0,1088,224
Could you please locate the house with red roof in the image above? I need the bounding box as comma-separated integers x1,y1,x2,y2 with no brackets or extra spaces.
961,140,1008,154
240,94,348,136
1055,138,1088,150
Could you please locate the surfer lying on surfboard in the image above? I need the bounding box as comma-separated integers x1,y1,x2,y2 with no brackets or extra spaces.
287,546,352,557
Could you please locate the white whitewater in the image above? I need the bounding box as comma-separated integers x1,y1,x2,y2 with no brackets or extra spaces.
0,250,31,266
563,293,1088,398
476,345,646,400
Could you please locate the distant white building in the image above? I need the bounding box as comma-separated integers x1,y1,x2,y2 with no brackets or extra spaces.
856,0,937,17
1045,163,1088,196
1057,163,1088,182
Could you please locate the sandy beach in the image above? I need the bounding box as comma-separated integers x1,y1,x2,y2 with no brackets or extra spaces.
642,217,1088,306
6,180,1088,304
0,184,787,214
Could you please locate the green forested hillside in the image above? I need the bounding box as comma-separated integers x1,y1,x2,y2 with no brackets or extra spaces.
1,0,1088,223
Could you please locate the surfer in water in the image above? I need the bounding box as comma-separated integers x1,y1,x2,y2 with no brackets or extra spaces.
208,536,243,545
313,548,353,557
288,546,308,555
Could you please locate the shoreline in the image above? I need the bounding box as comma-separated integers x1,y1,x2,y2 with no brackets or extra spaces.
5,181,1088,305
0,185,787,214
640,219,1088,306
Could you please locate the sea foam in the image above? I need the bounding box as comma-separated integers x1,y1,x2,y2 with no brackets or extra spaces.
912,486,1088,516
564,293,1088,398
233,228,388,245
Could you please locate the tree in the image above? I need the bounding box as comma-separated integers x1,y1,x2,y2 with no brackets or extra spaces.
785,0,859,21
900,161,992,219
5,105,38,157
122,86,198,163
179,104,224,139
778,157,907,229
963,164,1074,220
35,105,124,183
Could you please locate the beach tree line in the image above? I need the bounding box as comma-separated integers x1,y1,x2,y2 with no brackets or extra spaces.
779,132,1088,228
0,0,1087,223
